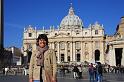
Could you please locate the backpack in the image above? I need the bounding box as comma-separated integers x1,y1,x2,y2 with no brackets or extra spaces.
97,65,102,74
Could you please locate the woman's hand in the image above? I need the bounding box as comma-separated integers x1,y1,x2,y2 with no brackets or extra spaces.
52,77,57,82
29,79,33,82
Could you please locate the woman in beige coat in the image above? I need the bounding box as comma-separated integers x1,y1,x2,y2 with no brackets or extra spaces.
29,34,57,82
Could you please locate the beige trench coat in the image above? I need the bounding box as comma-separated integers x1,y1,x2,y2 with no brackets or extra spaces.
29,49,57,82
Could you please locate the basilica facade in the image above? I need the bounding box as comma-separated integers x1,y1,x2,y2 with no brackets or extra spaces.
22,5,124,66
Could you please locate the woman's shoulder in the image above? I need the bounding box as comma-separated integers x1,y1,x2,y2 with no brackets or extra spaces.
32,50,38,55
47,48,55,54
32,50,37,53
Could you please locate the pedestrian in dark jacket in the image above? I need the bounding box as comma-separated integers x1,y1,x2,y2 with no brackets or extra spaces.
89,63,95,82
96,62,103,82
73,66,79,79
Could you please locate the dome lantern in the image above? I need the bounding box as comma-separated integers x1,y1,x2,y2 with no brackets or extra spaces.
68,3,75,15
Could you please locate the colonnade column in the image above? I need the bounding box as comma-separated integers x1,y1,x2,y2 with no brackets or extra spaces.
92,41,94,60
65,42,68,62
52,42,55,49
57,42,60,63
49,42,52,49
100,41,104,64
81,41,83,62
112,48,116,66
73,42,76,61
89,41,93,62
70,42,73,61
109,45,116,66
83,42,86,62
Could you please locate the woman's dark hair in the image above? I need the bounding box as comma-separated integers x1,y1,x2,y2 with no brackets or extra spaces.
36,34,48,46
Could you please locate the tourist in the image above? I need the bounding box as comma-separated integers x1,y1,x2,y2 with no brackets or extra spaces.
89,63,95,82
73,65,79,79
96,62,103,82
29,34,57,82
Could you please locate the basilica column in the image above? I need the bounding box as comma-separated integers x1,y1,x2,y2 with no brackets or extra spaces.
89,41,93,63
112,48,116,66
70,42,73,61
82,42,86,62
73,42,76,61
81,41,83,62
65,42,68,62
52,42,55,49
57,42,60,63
109,45,116,66
100,41,104,64
49,42,52,49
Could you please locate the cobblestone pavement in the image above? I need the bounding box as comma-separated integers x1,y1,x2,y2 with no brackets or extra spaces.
0,72,124,82
57,72,124,82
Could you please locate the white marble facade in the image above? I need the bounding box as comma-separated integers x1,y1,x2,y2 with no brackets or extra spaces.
22,5,124,66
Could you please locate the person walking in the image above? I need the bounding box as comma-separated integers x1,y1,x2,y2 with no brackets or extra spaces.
29,34,57,82
78,65,82,79
96,62,103,82
4,67,9,75
23,67,27,76
89,63,95,82
73,65,79,79
60,65,65,77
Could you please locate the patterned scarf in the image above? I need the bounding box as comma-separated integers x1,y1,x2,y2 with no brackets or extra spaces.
36,45,49,66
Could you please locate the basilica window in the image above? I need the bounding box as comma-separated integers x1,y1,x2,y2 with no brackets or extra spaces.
85,43,88,49
55,51,58,61
45,32,48,34
67,33,70,35
95,41,99,48
55,33,57,35
61,54,64,62
77,54,80,62
95,30,98,35
67,42,70,49
77,50,80,53
76,42,80,49
76,32,79,35
60,42,65,49
29,33,32,37
54,42,57,49
67,56,70,62
85,32,87,35
84,52,89,60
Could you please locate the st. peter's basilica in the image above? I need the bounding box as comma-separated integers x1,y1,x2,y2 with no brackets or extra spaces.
22,5,124,66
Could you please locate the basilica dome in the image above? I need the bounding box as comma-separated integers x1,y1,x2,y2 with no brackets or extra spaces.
60,5,83,29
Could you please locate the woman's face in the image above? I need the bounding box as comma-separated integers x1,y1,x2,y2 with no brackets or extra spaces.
38,39,46,48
